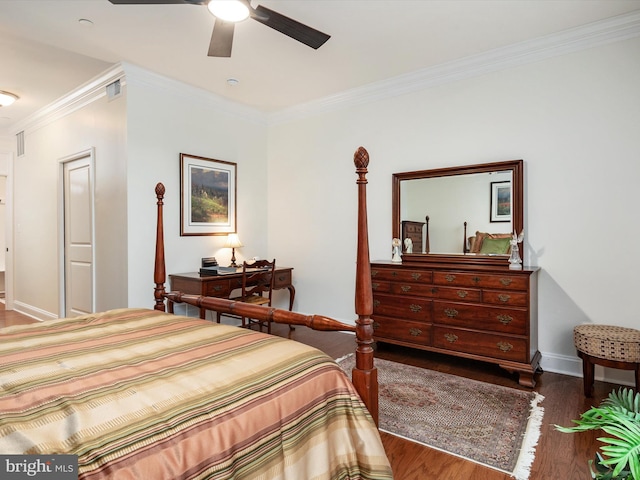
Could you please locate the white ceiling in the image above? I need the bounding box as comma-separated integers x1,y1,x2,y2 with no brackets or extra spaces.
2,0,640,134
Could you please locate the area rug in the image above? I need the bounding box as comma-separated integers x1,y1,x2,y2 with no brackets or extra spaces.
337,354,544,480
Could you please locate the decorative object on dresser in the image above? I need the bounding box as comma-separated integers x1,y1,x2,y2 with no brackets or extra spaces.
401,220,425,253
370,260,540,387
509,230,525,270
391,238,402,263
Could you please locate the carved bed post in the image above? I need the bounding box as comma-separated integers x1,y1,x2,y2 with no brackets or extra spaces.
154,183,167,311
425,215,430,254
352,147,379,426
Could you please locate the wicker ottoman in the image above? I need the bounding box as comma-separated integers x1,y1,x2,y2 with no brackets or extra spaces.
573,324,640,397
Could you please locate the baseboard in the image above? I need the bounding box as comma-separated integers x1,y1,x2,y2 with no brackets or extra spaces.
540,350,636,387
12,301,57,322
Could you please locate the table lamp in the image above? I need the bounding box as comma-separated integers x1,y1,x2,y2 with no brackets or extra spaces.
224,233,243,268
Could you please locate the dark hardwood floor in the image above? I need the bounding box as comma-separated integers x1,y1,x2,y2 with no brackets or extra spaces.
1,306,614,480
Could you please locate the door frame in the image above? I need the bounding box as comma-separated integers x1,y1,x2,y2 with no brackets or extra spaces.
58,148,96,317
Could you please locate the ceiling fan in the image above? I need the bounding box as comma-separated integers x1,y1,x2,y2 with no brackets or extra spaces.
108,0,331,57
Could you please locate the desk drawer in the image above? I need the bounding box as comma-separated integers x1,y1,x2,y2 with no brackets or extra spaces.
204,280,232,297
273,269,292,289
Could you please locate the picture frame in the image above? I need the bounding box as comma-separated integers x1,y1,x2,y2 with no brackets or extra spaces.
180,153,237,236
490,181,511,223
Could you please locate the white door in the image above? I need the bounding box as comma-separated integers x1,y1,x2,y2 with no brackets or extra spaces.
62,153,94,317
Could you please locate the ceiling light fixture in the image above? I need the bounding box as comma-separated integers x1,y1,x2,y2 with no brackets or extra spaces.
0,91,18,107
207,0,250,22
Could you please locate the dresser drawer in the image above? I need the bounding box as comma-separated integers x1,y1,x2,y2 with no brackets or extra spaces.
372,316,431,345
432,326,527,362
371,280,391,293
433,271,528,291
371,267,433,284
373,293,431,321
432,301,527,335
483,289,528,307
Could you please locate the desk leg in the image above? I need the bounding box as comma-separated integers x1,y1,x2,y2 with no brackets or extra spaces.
199,308,206,320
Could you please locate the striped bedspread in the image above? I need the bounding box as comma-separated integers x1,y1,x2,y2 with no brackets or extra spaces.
0,308,392,479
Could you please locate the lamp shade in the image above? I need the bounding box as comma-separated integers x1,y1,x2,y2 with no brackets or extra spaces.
224,233,243,248
207,0,250,22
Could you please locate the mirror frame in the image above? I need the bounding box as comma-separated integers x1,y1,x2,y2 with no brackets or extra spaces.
392,159,524,267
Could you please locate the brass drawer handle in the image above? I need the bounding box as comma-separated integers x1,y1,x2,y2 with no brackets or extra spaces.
444,333,458,343
409,328,422,336
444,308,458,318
498,294,511,303
392,271,398,277
500,278,513,286
409,304,422,313
497,342,513,352
372,282,380,290
497,314,513,325
213,285,223,292
371,270,379,277
445,274,456,282
277,274,286,282
411,273,422,280
373,299,380,308
373,321,380,329
401,285,412,292
457,290,468,298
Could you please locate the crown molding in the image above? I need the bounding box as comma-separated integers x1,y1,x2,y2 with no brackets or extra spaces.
268,10,640,126
11,65,126,136
122,63,267,126
10,61,267,137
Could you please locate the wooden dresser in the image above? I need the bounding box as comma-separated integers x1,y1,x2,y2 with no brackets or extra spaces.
370,260,540,387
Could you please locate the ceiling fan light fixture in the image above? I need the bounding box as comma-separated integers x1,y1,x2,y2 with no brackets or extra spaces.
0,91,18,107
207,0,250,22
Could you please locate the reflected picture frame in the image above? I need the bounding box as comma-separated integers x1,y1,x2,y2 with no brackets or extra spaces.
490,181,511,223
180,153,237,236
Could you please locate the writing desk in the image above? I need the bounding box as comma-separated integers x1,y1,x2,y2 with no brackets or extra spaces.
169,267,295,319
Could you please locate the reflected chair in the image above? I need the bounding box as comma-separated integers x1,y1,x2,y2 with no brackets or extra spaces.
218,259,276,333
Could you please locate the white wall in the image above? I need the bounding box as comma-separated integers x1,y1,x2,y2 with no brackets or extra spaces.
123,66,270,309
12,78,128,318
268,36,640,383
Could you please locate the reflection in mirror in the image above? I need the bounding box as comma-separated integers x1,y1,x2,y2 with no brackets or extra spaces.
392,160,523,267
401,171,511,254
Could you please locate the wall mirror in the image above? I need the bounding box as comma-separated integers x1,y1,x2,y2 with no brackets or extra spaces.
392,160,523,267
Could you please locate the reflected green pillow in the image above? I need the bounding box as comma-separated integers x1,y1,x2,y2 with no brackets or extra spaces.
479,237,511,254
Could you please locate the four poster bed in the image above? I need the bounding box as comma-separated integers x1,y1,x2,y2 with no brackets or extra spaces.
0,148,391,479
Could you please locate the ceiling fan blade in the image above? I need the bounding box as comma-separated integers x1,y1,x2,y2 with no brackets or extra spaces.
208,19,235,57
251,5,330,50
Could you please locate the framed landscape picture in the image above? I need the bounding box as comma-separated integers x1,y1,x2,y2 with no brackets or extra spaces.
180,153,237,236
490,181,511,222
